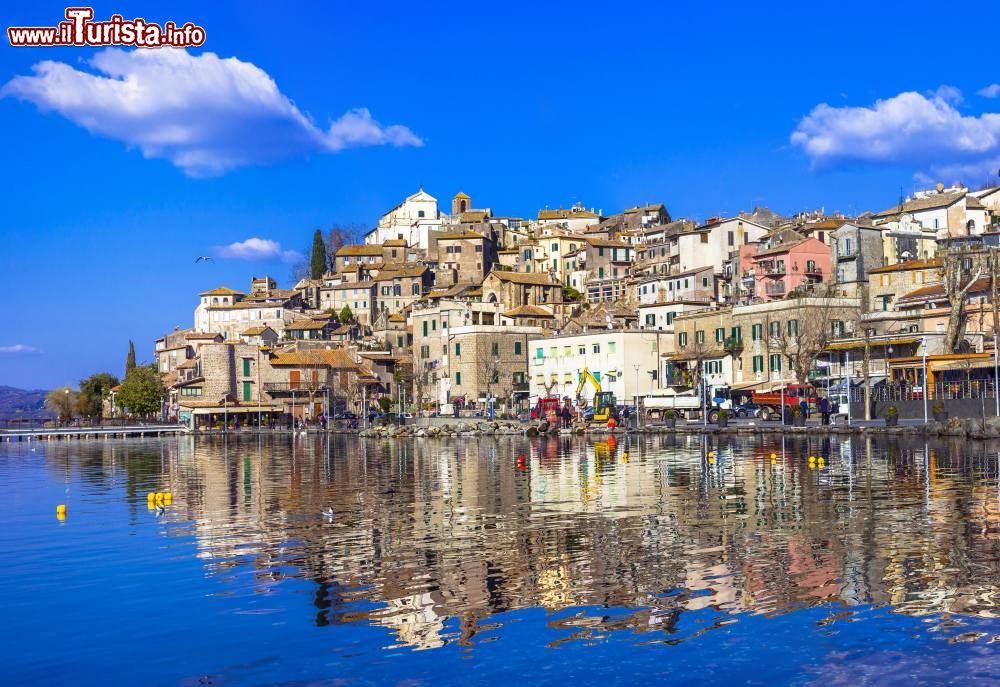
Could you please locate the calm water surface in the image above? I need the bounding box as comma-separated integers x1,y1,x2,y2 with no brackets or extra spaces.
4,433,1000,685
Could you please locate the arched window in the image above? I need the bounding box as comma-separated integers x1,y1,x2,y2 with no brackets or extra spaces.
967,219,976,233
460,200,467,212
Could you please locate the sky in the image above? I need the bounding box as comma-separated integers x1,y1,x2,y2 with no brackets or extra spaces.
2,0,1000,389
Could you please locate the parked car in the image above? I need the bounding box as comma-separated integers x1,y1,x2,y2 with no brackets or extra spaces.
733,402,762,418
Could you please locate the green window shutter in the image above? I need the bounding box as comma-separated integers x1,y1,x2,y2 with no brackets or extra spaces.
455,371,462,385
242,358,251,376
455,343,461,356
423,321,428,336
242,382,252,401
515,342,522,355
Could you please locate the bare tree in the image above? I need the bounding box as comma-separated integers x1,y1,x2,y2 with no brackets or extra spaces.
942,250,984,354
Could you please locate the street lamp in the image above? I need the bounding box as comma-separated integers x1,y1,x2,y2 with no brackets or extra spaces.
633,364,640,430
921,337,928,424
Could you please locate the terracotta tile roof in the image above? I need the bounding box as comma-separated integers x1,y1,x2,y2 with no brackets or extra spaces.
503,304,555,318
200,287,245,297
383,239,407,246
285,319,331,331
583,237,631,248
241,326,270,336
453,191,470,200
388,313,405,322
538,208,599,220
752,238,812,257
868,258,942,274
873,190,965,218
897,277,989,305
270,348,358,368
185,332,223,340
323,281,375,291
375,265,428,281
487,270,559,286
437,230,488,240
336,245,384,257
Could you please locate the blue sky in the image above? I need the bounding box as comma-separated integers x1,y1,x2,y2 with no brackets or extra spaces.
2,0,1000,389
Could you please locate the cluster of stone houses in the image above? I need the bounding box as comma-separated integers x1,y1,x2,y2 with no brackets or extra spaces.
154,183,1000,426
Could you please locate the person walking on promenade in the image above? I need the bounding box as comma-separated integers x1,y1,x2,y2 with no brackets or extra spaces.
799,398,808,421
818,396,830,426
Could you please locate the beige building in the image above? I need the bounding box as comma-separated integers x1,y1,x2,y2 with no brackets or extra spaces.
319,281,376,324
442,325,543,413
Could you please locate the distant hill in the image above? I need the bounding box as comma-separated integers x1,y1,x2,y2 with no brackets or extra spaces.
0,386,54,421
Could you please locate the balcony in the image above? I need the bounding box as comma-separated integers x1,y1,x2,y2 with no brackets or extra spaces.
764,282,786,295
263,382,329,393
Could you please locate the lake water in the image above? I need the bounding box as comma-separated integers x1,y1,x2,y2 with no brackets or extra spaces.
5,433,1000,685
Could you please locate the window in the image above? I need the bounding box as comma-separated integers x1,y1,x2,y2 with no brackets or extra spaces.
475,245,483,253
242,382,252,402
715,327,725,343
242,358,252,376
599,267,605,279
806,260,816,273
728,231,734,246
181,387,203,397
593,344,601,354
700,234,708,243
455,371,461,385
730,326,742,342
769,354,782,372
752,355,764,373
696,330,705,344
752,323,762,341
598,247,605,257
702,277,709,288
514,341,522,355
432,320,437,331
454,246,462,254
420,345,429,357
551,242,559,252
645,314,656,326
579,346,586,355
608,341,616,354
491,342,499,356
455,343,461,356
422,321,428,336
536,348,544,359
787,319,798,337
666,312,675,326
412,284,420,295
842,238,852,255
770,321,781,338
679,332,688,346
879,295,891,311
418,210,425,218
832,320,845,336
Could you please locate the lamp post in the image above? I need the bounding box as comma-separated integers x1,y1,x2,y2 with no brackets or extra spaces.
921,337,928,424
994,333,999,417
845,351,852,426
633,364,640,430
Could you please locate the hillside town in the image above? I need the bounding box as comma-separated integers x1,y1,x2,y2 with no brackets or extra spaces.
143,184,1000,429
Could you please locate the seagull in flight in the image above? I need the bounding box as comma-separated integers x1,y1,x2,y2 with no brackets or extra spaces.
195,256,214,263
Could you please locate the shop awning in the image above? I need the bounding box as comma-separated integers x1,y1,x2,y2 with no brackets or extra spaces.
730,380,771,391
933,358,998,372
826,337,920,352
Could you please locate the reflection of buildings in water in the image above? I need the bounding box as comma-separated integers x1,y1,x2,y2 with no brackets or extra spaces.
37,433,1000,650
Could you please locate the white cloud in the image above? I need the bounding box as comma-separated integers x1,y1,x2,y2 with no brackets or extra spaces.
216,238,302,264
979,84,1000,99
1,48,423,176
0,344,42,354
791,87,1000,182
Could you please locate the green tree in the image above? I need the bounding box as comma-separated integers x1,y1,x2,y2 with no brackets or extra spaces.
125,340,136,375
339,305,354,324
378,397,391,413
116,364,166,418
310,228,327,279
76,372,120,420
45,386,77,425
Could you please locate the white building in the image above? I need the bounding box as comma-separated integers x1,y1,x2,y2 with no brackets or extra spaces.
528,330,664,407
673,218,769,275
365,188,448,250
635,265,715,304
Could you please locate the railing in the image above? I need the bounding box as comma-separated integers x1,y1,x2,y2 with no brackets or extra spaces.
263,382,329,392
765,282,785,295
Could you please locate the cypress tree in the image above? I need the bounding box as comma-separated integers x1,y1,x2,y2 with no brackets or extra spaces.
310,229,327,279
126,340,136,376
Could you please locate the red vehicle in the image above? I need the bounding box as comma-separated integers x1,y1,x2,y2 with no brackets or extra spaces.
751,384,818,421
531,397,562,422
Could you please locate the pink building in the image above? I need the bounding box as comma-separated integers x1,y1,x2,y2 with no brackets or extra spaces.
737,237,831,302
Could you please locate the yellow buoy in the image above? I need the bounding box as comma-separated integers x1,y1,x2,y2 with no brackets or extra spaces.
623,452,629,459
808,456,816,462
770,453,777,460
56,504,67,515
147,492,156,501
817,458,825,469
708,457,715,465
708,451,715,458
163,493,173,505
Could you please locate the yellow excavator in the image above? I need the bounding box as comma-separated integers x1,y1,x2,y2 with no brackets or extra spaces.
576,368,619,423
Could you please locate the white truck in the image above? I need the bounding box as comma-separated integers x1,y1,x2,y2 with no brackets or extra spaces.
641,385,732,421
